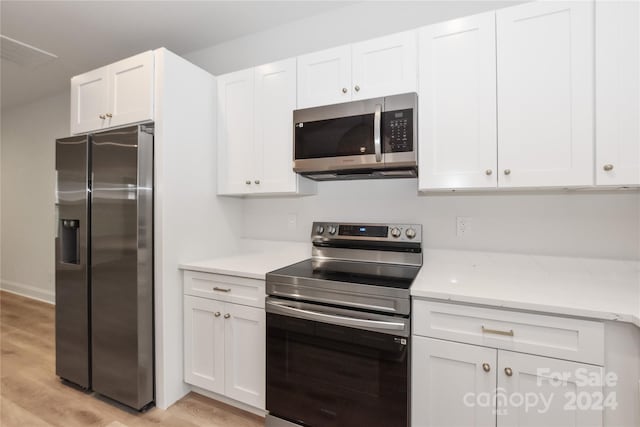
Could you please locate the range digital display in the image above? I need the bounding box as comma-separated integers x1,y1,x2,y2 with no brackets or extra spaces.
339,225,388,237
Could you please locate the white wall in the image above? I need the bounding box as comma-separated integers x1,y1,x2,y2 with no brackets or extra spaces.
243,180,640,260
1,91,70,302
185,1,522,75
184,0,640,261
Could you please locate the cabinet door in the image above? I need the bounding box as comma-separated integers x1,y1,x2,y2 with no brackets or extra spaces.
418,13,497,190
253,58,298,194
217,69,254,195
70,66,109,134
497,2,594,188
108,50,154,128
351,30,417,100
224,303,265,409
497,351,603,427
595,0,640,186
183,295,225,394
413,337,497,427
297,45,351,108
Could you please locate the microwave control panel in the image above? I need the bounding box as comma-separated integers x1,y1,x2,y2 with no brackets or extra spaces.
383,108,413,153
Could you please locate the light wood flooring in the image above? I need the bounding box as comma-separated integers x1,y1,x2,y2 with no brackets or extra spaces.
0,290,264,427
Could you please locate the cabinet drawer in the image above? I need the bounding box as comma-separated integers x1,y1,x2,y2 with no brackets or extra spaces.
413,300,604,365
184,271,265,308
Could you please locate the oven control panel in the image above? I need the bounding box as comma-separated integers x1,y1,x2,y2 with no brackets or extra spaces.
311,222,422,243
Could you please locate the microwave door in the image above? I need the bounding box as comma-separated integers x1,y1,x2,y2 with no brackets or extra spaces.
294,113,378,172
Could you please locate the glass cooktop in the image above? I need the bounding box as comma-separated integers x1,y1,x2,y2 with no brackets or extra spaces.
267,259,420,290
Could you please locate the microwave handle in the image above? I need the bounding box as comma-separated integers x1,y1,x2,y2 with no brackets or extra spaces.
374,104,382,162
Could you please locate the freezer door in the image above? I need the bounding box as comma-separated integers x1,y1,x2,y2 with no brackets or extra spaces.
91,125,154,410
55,135,90,389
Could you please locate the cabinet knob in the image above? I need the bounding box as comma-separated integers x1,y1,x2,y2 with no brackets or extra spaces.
214,312,221,317
245,180,251,185
504,367,513,377
504,169,511,175
354,85,360,92
224,313,231,319
485,169,493,176
254,180,260,184
603,164,614,172
482,363,491,372
342,87,348,94
106,113,113,118
99,114,106,119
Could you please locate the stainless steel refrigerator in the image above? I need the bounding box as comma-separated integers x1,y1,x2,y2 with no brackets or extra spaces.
55,124,154,410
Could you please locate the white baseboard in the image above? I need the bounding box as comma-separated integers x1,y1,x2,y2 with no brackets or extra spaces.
188,385,267,418
0,279,55,304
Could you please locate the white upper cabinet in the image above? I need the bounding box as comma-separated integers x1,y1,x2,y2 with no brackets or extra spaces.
217,68,255,195
217,60,315,196
297,45,351,108
71,51,154,134
253,58,299,193
351,31,417,101
70,67,110,134
595,0,640,187
418,12,497,190
108,52,154,129
497,1,594,188
297,31,417,108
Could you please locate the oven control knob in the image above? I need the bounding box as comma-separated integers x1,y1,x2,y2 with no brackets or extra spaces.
391,227,401,238
405,228,417,239
316,225,325,234
328,225,337,235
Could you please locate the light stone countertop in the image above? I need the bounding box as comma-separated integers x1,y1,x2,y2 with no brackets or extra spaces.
411,249,640,327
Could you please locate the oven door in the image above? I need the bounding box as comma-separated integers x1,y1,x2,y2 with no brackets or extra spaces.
266,298,409,427
293,98,384,173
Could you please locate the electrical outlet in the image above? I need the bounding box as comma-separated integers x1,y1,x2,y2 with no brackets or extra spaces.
456,217,472,237
287,213,297,231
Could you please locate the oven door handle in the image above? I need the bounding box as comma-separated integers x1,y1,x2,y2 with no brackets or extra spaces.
267,300,406,331
374,103,382,162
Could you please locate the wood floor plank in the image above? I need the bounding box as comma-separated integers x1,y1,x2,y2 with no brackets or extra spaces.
0,291,265,427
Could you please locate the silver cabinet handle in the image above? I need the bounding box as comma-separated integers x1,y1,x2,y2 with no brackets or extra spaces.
342,87,348,94
354,85,360,92
603,164,614,171
267,301,405,331
213,287,231,292
374,104,382,162
485,169,493,176
245,180,251,185
214,312,221,317
99,114,106,119
482,363,491,372
504,169,511,175
482,325,514,337
106,113,113,118
224,313,231,319
505,367,513,377
254,180,260,184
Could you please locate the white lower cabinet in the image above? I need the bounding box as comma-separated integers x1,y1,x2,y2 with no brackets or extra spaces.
412,337,603,427
184,294,265,409
412,301,605,427
413,337,497,427
497,351,603,427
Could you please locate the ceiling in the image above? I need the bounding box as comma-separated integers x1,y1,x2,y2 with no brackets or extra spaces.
0,1,352,109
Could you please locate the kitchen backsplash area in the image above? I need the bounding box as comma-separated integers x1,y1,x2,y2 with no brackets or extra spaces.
243,179,640,260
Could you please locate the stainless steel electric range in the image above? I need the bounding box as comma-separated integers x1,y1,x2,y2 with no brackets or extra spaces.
265,222,422,427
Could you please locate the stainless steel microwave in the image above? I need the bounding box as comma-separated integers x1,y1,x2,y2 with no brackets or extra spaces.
293,92,417,180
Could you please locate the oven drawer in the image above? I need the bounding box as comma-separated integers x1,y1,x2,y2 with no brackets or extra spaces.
183,270,265,308
413,300,604,365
